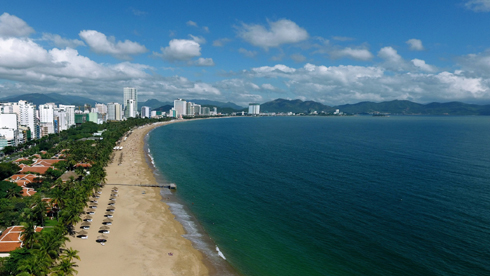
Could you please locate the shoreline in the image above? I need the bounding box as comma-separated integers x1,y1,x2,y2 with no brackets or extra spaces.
66,120,210,275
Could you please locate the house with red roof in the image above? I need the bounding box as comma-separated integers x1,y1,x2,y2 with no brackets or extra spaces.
0,226,43,257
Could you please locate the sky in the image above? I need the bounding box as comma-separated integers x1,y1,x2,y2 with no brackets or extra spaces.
1,0,490,107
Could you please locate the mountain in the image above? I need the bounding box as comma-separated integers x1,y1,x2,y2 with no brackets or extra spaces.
0,93,98,106
335,100,490,115
138,99,173,109
260,99,335,113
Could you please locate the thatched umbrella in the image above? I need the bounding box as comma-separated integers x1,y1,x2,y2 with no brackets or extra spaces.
108,202,115,206
108,200,116,204
99,226,110,230
86,211,95,214
78,230,88,235
84,215,93,219
106,207,115,211
96,235,108,243
110,194,117,197
112,188,118,192
109,197,116,201
81,222,91,226
90,202,98,206
103,218,113,222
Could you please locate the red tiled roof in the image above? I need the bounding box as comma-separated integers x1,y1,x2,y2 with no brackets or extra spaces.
75,163,92,168
20,166,51,175
8,174,38,182
14,158,29,163
21,188,36,197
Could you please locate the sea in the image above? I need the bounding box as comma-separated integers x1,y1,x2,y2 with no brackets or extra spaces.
147,116,490,276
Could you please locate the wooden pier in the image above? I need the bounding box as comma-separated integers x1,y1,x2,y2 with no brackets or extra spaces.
105,183,177,189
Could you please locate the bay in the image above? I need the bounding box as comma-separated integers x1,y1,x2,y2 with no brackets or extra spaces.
148,116,490,276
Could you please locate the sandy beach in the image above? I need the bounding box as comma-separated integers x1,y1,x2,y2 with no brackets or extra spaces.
66,120,209,276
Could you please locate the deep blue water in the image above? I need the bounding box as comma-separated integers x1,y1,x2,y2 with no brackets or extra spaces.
148,116,490,276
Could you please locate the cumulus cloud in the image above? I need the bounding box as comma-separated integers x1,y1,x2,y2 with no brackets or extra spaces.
194,57,215,67
236,19,309,49
411,59,436,72
0,37,50,68
458,49,490,76
406,39,425,51
79,30,148,59
154,39,201,61
465,0,490,12
41,33,85,48
330,47,373,61
0,13,34,37
378,46,410,71
213,38,231,47
239,62,489,105
238,48,258,58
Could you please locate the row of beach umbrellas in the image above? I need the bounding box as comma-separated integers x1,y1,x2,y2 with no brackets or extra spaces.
77,187,118,243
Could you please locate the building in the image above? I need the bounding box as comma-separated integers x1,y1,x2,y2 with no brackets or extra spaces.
0,113,19,146
174,99,186,117
141,106,151,118
123,87,138,118
39,103,56,136
202,107,210,115
59,105,75,129
248,103,260,115
107,102,122,121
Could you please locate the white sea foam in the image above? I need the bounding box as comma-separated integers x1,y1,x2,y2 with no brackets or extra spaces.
216,246,226,260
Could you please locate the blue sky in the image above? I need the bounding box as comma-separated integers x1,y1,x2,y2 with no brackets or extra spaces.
1,0,490,107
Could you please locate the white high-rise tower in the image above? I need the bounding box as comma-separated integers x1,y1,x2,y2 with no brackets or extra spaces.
123,87,138,118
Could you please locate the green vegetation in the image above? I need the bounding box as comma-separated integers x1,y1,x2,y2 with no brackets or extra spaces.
0,117,171,275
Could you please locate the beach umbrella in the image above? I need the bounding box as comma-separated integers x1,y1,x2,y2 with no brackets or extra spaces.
78,230,88,235
84,215,93,219
106,206,115,210
99,226,110,230
86,211,95,214
108,200,116,204
109,198,116,201
103,218,113,222
108,203,115,206
81,222,91,226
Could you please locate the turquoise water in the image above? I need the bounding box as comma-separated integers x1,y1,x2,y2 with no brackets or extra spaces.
148,116,490,276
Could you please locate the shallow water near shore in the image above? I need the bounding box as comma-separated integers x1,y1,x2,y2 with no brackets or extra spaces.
144,129,237,276
148,116,490,276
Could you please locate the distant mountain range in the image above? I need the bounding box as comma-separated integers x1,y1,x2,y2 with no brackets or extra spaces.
261,99,490,115
0,93,98,107
2,93,490,115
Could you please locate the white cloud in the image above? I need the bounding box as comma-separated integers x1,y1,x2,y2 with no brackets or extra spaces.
238,48,258,58
194,57,215,67
378,46,410,71
411,59,436,72
252,64,297,74
331,47,373,61
213,38,231,47
130,8,147,16
0,37,50,68
41,33,85,48
0,13,34,37
406,39,425,51
79,30,148,60
189,34,206,44
203,26,210,33
154,39,201,61
261,83,276,90
186,21,198,27
458,49,490,76
237,19,309,49
465,0,490,12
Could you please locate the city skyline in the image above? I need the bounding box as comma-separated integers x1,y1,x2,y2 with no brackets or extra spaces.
1,1,490,106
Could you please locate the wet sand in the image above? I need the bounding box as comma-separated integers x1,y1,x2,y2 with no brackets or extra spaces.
67,120,209,276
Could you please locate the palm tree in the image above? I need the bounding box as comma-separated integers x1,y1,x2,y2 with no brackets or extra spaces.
20,220,38,249
61,247,80,263
51,258,78,275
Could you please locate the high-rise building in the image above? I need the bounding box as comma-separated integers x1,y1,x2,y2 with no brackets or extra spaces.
141,106,151,118
107,102,122,121
39,103,56,136
248,103,260,115
174,99,186,116
123,87,138,118
0,113,19,146
59,105,76,129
